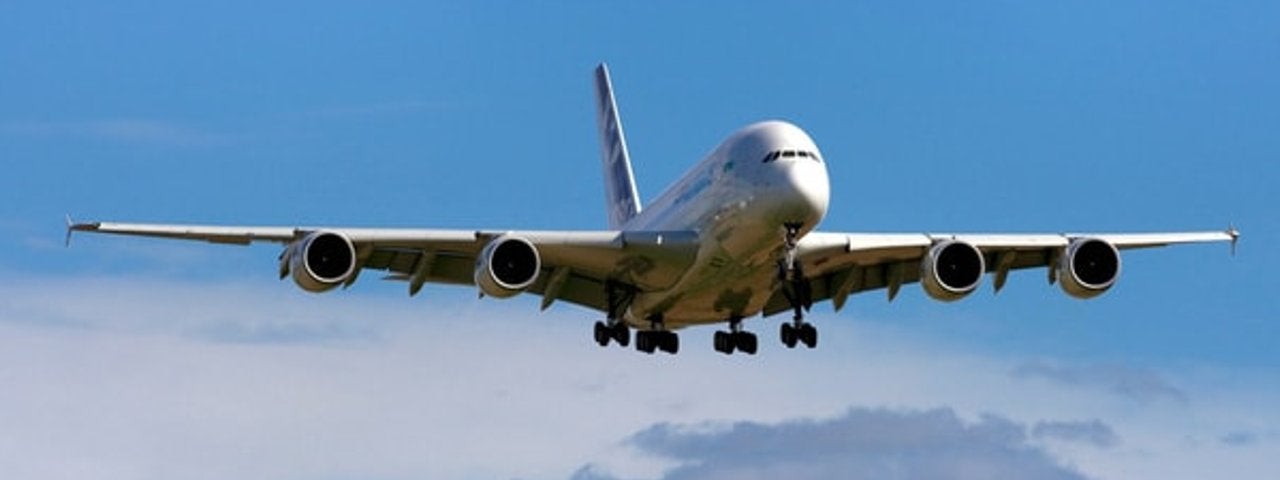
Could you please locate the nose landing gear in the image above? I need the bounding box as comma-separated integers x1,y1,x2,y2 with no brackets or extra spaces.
778,222,818,349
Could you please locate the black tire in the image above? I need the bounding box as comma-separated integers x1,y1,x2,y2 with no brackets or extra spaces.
613,323,631,347
593,321,609,347
714,331,732,354
736,332,758,355
661,331,680,354
800,323,818,348
636,332,655,354
780,323,797,348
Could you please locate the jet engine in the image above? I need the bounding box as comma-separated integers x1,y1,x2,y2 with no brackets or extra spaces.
920,240,985,301
1058,238,1121,299
474,235,541,298
288,231,357,293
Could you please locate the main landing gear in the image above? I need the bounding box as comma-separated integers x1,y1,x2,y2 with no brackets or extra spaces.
592,282,679,355
636,327,679,355
594,281,632,348
595,316,679,355
714,316,758,355
780,320,817,349
593,320,630,347
779,222,818,349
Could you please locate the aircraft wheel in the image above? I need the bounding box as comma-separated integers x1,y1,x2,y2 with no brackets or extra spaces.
636,331,656,354
593,321,610,347
799,323,818,349
612,323,631,347
780,322,798,348
714,331,733,354
734,331,758,355
659,331,680,354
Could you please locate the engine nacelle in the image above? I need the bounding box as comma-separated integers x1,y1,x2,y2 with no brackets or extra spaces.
474,235,541,298
1058,238,1121,299
289,231,357,293
920,240,985,301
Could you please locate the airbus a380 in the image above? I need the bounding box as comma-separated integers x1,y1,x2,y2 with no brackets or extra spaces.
70,64,1238,355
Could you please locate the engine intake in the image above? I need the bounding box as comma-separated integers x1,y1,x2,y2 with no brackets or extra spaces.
475,235,541,298
921,240,985,301
1058,238,1121,299
289,231,357,293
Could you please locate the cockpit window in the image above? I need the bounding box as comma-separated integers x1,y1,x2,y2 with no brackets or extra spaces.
761,149,822,163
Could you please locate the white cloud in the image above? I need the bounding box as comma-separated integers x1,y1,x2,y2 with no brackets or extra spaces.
1011,361,1188,405
1221,431,1260,446
0,274,1276,480
581,408,1090,480
1032,420,1119,448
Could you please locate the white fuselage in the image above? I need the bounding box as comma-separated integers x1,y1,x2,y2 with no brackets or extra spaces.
621,121,830,327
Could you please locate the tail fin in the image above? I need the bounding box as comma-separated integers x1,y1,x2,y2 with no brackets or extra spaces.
594,63,642,229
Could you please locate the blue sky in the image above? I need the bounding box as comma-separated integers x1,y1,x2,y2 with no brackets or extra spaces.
2,2,1277,479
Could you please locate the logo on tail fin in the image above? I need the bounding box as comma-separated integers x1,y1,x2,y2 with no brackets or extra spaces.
595,64,642,229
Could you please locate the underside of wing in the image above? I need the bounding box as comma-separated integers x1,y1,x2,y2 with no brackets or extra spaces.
762,229,1238,316
69,220,700,315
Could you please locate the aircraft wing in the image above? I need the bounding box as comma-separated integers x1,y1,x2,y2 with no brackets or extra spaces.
763,229,1239,316
68,221,700,313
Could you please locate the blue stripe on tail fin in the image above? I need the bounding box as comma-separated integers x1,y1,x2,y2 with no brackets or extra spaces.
594,63,642,229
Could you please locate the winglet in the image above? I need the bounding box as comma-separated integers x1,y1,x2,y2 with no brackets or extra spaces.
1227,224,1240,256
64,215,100,247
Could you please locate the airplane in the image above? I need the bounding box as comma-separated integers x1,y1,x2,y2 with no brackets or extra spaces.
69,63,1239,355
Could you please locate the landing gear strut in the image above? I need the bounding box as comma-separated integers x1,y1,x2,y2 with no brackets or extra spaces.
778,223,818,349
593,281,632,348
713,316,758,355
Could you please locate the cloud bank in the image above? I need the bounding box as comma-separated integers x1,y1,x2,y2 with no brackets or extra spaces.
0,273,1275,480
577,408,1090,480
1011,361,1187,405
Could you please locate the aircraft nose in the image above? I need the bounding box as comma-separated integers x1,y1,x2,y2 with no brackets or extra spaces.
771,156,830,226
